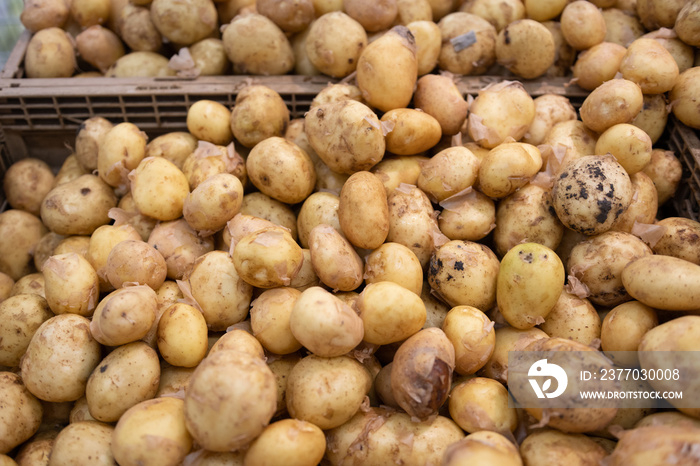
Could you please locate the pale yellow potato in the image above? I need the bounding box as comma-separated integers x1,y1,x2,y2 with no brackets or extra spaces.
309,84,363,108
442,431,523,466
652,217,700,265
184,350,275,452
183,173,243,234
131,157,190,221
630,94,668,145
601,300,657,366
119,4,161,52
382,108,441,155
75,25,124,73
150,0,216,45
572,42,627,91
622,256,700,311
0,373,42,454
539,289,601,345
609,171,658,233
257,0,314,33
482,326,549,383
580,79,644,133
523,94,577,146
20,314,101,402
406,20,440,76
289,249,320,291
156,364,195,398
87,223,142,292
75,117,113,172
357,26,416,112
113,398,192,465
0,294,52,367
496,19,555,79
244,419,325,466
560,0,606,50
90,285,157,347
70,0,109,27
542,22,576,76
97,122,147,189
239,193,298,239
460,0,524,31
438,189,496,242
41,174,117,236
467,81,535,149
20,0,69,32
344,0,396,31
223,13,294,75
208,328,265,360
669,67,700,129
524,0,566,21
675,0,700,47
286,355,371,430
442,305,494,375
595,123,652,175
3,158,54,218
186,100,232,145
145,132,197,169
0,211,44,280
338,171,389,250
223,213,283,251
106,52,176,77
230,85,289,147
478,143,542,199
289,287,364,357
47,421,113,465
413,74,468,136
364,242,423,295
371,155,425,195
357,281,426,345
448,378,516,434
43,253,99,317
233,227,303,288
542,120,598,175
305,12,367,78
15,431,58,464
189,38,229,76
606,425,700,466
396,0,432,25
157,302,208,367
520,429,607,466
25,27,76,78
641,29,694,73
183,142,246,191
10,273,45,300
53,236,90,262
307,223,362,291
418,146,480,202
296,192,341,249
267,353,301,417
638,0,686,29
250,287,302,354
85,342,159,423
147,219,215,280
620,38,679,94
0,273,13,302
601,7,643,46
642,149,682,205
635,411,700,429
438,12,496,75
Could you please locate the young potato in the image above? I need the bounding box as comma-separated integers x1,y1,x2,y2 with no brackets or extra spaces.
438,189,496,242
249,287,302,354
595,123,652,175
257,0,314,33
493,184,564,257
542,120,598,175
131,157,190,221
156,364,195,398
147,219,214,280
233,227,303,288
635,411,700,429
418,147,480,202
0,273,13,302
42,253,99,317
442,305,495,375
0,210,45,281
185,350,275,452
230,85,290,148
208,328,265,360
105,51,176,77
157,302,208,367
345,0,397,31
188,252,251,331
0,294,52,367
371,156,425,195
3,158,55,217
601,300,657,366
637,0,685,29
20,0,69,32
222,13,294,74
295,193,340,250
25,27,76,78
97,122,147,189
289,286,364,357
669,67,700,129
413,75,468,136
90,285,157,347
87,223,142,292
552,155,634,236
238,192,299,238
189,38,229,76
642,28,695,73
520,429,607,465
382,108,441,155
620,38,679,94
10,273,46,300
357,26,417,112
244,419,325,466
406,20,441,76
460,0,524,31
560,0,606,50
53,236,91,261
630,94,668,145
183,173,244,235
496,19,555,79
326,408,465,465
483,326,548,383
522,94,577,146
652,217,700,265
310,84,364,109
443,431,522,466
467,81,536,149
580,79,644,133
48,421,114,465
145,131,197,169
70,0,109,27
182,142,246,191
292,27,319,76
396,0,432,24
606,425,700,466
478,143,542,199
524,0,566,21
75,25,125,73
572,42,627,91
675,0,700,47
357,281,426,345
602,7,644,46
75,117,113,172
542,20,576,77
286,355,371,430
150,0,216,45
0,373,43,454
609,171,658,233
438,12,496,75
20,314,101,402
338,171,389,250
364,242,423,295
85,342,159,423
448,378,516,434
119,4,161,52
539,290,601,345
622,256,700,311
304,12,367,78
186,100,232,146
113,398,192,465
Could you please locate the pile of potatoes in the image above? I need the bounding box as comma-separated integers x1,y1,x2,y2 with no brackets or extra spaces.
3,32,700,465
16,0,700,82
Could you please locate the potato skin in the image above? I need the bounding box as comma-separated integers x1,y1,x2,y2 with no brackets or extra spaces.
48,421,115,466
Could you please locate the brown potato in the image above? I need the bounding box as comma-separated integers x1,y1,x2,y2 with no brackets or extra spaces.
413,74,469,136
338,171,389,250
257,0,315,33
305,12,367,78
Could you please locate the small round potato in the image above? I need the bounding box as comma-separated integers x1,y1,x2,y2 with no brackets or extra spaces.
119,4,161,52
595,123,652,175
443,431,522,466
601,300,657,367
130,157,190,221
250,287,302,354
189,38,229,76
43,253,99,317
438,189,496,242
209,328,265,360
478,143,542,199
150,0,217,45
442,305,495,375
147,219,215,280
630,94,669,145
382,108,441,155
642,28,694,73
257,0,315,33
183,173,244,234
520,429,607,465
239,193,298,239
448,377,516,434
364,242,423,295
48,421,114,465
460,0,525,31
418,146,480,202
90,285,158,347
70,0,110,28
3,158,55,217
233,227,303,288
669,67,700,129
0,373,43,454
523,94,577,146
0,294,52,367
97,122,147,189
75,117,113,172
560,0,606,50
406,20,441,76
222,13,294,75
674,0,700,47
0,210,46,281
145,132,196,169
186,100,233,146
87,223,142,292
524,0,566,21
642,149,683,205
357,281,426,345
413,74,469,136
20,0,69,32
24,27,76,78
438,12,496,75
572,42,627,91
602,7,644,46
20,314,101,402
230,85,290,148
296,192,341,249
105,52,176,77
539,290,601,345
304,12,367,78
158,302,208,367
244,419,326,466
308,224,363,291
620,38,679,94
286,355,371,430
104,240,167,290
496,19,555,79
75,25,125,73
580,79,644,134
338,171,390,250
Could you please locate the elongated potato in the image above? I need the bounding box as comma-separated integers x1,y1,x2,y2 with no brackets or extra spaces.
0,373,43,454
442,305,495,375
413,74,468,136
338,171,389,250
579,79,644,134
381,108,441,155
357,281,426,345
622,256,700,311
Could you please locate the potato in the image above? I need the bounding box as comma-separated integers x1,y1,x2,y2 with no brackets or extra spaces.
325,407,465,465
606,425,700,466
157,302,208,367
442,305,494,375
572,42,627,91
601,301,657,366
357,281,426,345
257,0,314,33
69,0,109,27
87,223,142,292
580,79,644,133
520,429,607,466
357,26,416,112
524,0,566,21
289,286,363,356
642,28,694,73
20,314,101,402
106,51,176,77
295,193,339,250
363,242,423,295
147,219,214,280
523,94,577,146
669,67,700,129
338,171,389,250
417,147,480,202
119,4,161,52
286,355,371,430
675,0,700,47
483,326,548,383
622,256,700,311
216,0,255,23
305,12,366,78
20,0,69,32
542,120,598,176
552,155,634,236
595,123,652,176
25,27,76,78
75,25,125,73
630,94,668,145
53,154,88,187
438,12,496,75
46,421,112,466
223,13,295,74
53,236,90,261
244,419,325,466
188,38,229,76
0,294,52,367
85,342,159,423
348,0,398,31
186,100,232,146
413,74,468,136
371,156,424,195
183,174,243,235
406,20,441,76
249,287,301,354
651,217,700,265
438,189,496,242
0,273,13,303
14,431,57,464
75,117,113,172
182,142,246,191
560,0,606,50
150,0,216,45
104,240,167,290
3,158,55,217
620,38,679,94
467,81,535,149
90,285,157,346
635,411,700,429
0,372,43,454
442,431,523,466
478,143,542,199
112,397,192,466
460,0,524,31
540,290,601,345
145,132,196,170
448,378,516,434
381,108,441,155
0,211,43,281
496,19,555,79
10,273,45,300
230,85,289,147
609,171,658,233
637,0,685,29
602,7,644,46
396,0,432,24
233,227,303,288
130,157,189,222
98,122,147,190
41,253,99,317
208,328,265,360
